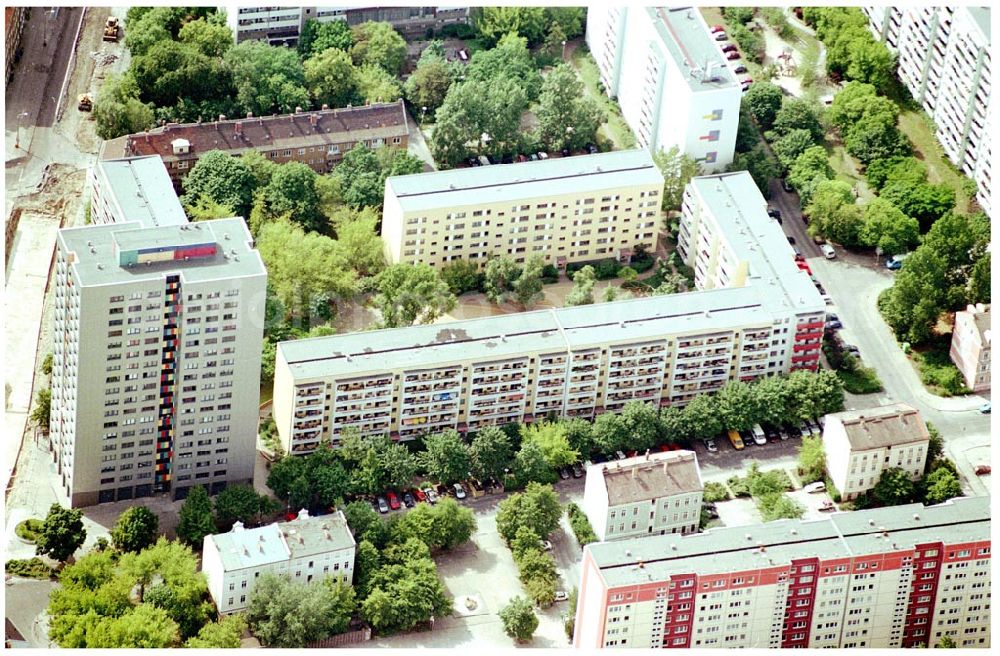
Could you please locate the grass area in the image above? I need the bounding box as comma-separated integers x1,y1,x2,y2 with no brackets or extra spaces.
909,336,972,397
5,557,56,580
570,46,636,150
827,142,874,201
898,109,975,214
259,382,273,406
15,518,43,543
836,365,884,394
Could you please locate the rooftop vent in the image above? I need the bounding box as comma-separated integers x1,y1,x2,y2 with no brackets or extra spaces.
745,533,752,541
625,549,632,557
913,514,920,521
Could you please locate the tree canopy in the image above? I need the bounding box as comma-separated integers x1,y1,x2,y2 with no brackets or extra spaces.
372,263,457,328
247,573,356,647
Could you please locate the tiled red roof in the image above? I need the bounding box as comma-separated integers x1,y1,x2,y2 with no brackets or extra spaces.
109,100,409,161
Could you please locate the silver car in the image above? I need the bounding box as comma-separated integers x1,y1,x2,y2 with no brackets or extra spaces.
453,483,467,499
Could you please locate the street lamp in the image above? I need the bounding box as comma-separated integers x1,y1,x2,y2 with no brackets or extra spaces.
562,40,567,61
421,105,427,123
15,111,29,150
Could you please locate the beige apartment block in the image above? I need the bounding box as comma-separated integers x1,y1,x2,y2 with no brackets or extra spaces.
950,303,991,392
822,403,930,501
381,149,664,270
51,218,266,506
273,171,824,454
582,450,703,541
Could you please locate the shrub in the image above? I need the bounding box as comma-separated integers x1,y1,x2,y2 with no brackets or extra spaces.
703,481,731,503
5,557,56,580
15,518,43,543
836,365,884,394
593,258,622,280
630,255,655,274
914,351,972,397
727,475,750,498
757,493,805,521
565,503,598,546
541,264,559,284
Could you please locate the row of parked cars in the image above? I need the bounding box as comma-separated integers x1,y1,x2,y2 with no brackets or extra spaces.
709,24,753,90
705,419,823,452
466,144,600,169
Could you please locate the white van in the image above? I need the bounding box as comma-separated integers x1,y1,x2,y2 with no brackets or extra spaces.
820,243,836,259
751,424,767,445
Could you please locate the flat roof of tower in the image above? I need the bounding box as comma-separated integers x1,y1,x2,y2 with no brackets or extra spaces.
96,156,188,227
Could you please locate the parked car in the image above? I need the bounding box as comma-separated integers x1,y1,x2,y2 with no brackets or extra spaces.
844,345,861,358
554,590,569,602
721,44,737,53
767,208,781,219
704,506,719,519
626,450,637,458
516,154,528,163
726,51,741,61
705,438,719,452
453,483,467,499
781,178,794,192
751,424,767,446
529,153,539,161
820,243,837,259
412,488,427,503
799,423,812,439
376,496,390,513
822,293,834,305
764,425,780,442
740,77,753,85
402,491,415,508
885,254,911,270
787,236,796,245
572,463,585,478
826,319,843,330
560,148,570,157
710,24,725,33
586,143,599,154
816,283,826,295
733,64,748,74
500,153,513,164
741,83,751,93
819,499,836,512
807,419,822,435
558,466,572,480
387,491,401,510
466,157,479,167
980,402,991,414
827,312,839,322
727,430,744,450
616,450,628,460
714,32,728,41
974,464,991,475
590,452,608,464
794,253,805,263
804,481,826,493
537,151,549,160
813,234,827,246
541,540,553,552
425,488,439,505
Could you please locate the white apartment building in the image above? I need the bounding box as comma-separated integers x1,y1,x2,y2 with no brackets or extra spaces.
583,450,703,542
586,6,741,172
202,509,356,614
381,149,663,269
228,6,469,46
823,404,930,501
574,496,991,649
272,171,823,454
90,156,187,228
51,216,266,506
864,6,991,216
950,303,991,392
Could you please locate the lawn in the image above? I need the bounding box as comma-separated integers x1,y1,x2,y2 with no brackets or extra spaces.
569,45,636,150
827,141,875,201
259,382,273,406
908,336,972,397
897,109,975,214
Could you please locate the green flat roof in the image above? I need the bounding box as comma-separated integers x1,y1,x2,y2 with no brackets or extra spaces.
386,149,664,213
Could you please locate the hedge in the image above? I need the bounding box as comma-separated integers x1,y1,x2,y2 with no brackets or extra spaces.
5,557,56,580
565,503,598,546
703,482,731,503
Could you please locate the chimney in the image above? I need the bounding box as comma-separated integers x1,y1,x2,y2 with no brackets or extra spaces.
232,521,244,532
218,114,226,122
235,122,242,136
321,103,329,110
295,106,303,114
247,111,253,119
297,508,310,521
645,449,650,461
310,114,318,127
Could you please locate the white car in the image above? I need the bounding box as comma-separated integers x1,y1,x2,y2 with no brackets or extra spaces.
820,243,836,259
554,590,569,602
804,481,826,494
541,540,553,552
751,424,767,446
705,438,719,453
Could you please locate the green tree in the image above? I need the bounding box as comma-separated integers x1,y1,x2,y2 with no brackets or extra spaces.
87,604,180,648
372,263,456,328
807,180,863,247
870,467,915,507
214,485,275,531
420,430,473,485
880,181,955,231
92,73,156,140
496,483,562,544
184,613,247,648
304,46,358,108
266,454,308,504
620,400,663,452
771,128,817,170
520,422,579,470
256,220,358,319
499,596,538,643
514,439,557,486
124,6,173,57
865,156,927,191
361,540,452,634
331,207,386,277
921,467,962,505
787,146,834,203
751,375,791,427
352,540,380,599
565,265,597,306
264,161,326,233
180,150,257,219
36,503,86,563
681,394,723,440
714,381,758,432
405,56,456,117
743,82,784,130
591,411,628,455
393,498,476,551
29,387,51,431
176,486,216,548
513,255,546,309
224,41,309,116
177,17,233,58
563,418,594,458
730,145,781,197
299,18,354,58
350,21,408,75
536,63,602,151
343,501,390,550
845,38,897,89
355,64,402,103
771,97,825,141
246,573,356,647
653,146,701,212
473,7,548,46
432,76,529,165
470,426,514,483
546,7,586,38
441,259,481,295
797,436,826,483
936,635,957,648
484,255,520,303
467,31,543,100
859,197,920,256
111,506,159,554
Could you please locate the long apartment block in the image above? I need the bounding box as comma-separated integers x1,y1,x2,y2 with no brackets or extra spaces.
574,496,991,649
586,6,741,172
52,217,266,506
381,149,663,269
864,6,991,216
90,155,188,228
100,100,410,189
274,172,822,454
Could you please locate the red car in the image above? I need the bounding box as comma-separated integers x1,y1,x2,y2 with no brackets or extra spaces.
726,51,741,61
412,488,427,503
740,77,753,85
721,44,737,53
387,491,401,510
626,450,637,458
710,24,724,33
284,511,298,521
796,261,812,274
975,465,991,475
794,253,805,262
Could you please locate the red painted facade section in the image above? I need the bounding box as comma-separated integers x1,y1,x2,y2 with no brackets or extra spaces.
903,541,944,648
781,557,819,648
